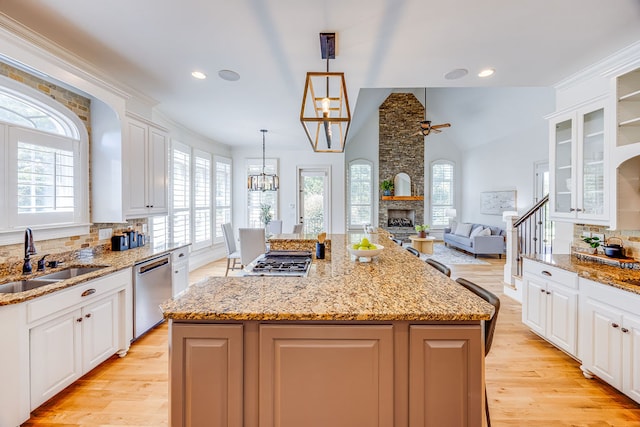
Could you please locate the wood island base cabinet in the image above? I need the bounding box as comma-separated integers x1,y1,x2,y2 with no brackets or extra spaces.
170,321,484,427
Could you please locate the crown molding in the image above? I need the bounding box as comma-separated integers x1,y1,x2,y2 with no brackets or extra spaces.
554,40,640,91
0,13,158,108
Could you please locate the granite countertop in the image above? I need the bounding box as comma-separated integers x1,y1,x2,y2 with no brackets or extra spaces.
526,254,640,295
0,243,189,306
161,232,495,322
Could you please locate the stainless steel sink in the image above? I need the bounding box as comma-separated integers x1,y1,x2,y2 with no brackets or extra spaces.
0,266,108,294
0,279,60,294
38,266,107,280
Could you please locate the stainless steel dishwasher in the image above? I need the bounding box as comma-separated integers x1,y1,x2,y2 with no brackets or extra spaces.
133,254,172,339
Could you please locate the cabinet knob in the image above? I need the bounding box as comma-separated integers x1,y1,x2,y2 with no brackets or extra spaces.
546,291,551,295
175,270,179,274
76,318,83,323
576,208,583,212
540,289,546,293
569,208,576,212
612,323,620,328
622,327,629,333
541,270,552,277
85,313,92,319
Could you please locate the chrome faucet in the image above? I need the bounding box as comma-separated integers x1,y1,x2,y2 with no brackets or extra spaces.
23,228,37,274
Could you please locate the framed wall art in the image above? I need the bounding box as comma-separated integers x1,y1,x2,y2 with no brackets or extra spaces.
480,190,516,215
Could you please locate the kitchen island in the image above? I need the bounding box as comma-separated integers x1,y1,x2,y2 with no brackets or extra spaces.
162,232,494,427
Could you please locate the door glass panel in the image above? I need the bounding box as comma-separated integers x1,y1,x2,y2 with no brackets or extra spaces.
300,172,327,235
554,118,573,213
581,108,605,215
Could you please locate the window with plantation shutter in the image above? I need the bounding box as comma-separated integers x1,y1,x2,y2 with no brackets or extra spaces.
348,159,373,229
150,215,168,248
431,160,455,227
0,77,88,241
246,158,278,228
215,157,232,242
193,150,211,249
172,142,191,245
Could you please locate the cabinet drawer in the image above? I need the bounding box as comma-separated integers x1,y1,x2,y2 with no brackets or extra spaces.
172,247,189,263
27,269,131,325
523,259,578,289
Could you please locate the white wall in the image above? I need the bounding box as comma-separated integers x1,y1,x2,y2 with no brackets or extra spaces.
232,147,345,234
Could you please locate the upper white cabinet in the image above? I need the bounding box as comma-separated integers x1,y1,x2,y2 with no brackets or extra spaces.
610,67,640,230
124,116,169,218
549,97,609,225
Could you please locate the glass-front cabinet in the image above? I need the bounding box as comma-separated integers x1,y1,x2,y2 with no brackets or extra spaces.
549,97,608,224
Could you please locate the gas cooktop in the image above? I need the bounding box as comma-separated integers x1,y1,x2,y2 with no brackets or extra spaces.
245,250,313,277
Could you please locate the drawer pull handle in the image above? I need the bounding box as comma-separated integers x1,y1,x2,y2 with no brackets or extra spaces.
81,289,96,297
612,323,620,329
541,270,552,277
179,253,185,257
622,328,629,333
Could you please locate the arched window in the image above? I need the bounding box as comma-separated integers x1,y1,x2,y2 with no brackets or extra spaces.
430,160,455,227
0,75,89,239
348,159,373,229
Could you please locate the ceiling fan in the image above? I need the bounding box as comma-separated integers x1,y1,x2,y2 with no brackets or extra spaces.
414,88,451,136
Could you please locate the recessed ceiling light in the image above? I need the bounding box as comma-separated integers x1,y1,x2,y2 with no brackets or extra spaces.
218,69,240,81
191,71,207,80
478,68,495,78
444,68,469,80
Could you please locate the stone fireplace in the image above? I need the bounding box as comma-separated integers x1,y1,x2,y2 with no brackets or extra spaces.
378,93,425,241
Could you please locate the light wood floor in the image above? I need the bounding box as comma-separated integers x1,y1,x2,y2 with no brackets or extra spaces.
23,255,640,426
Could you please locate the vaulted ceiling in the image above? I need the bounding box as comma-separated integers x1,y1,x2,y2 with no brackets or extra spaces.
1,0,639,150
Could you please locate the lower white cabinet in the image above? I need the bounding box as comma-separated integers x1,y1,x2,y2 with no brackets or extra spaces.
522,259,579,357
580,278,640,403
30,287,120,410
172,247,190,296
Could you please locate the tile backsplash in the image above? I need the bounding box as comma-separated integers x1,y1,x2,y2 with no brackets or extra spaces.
573,224,640,259
0,219,148,265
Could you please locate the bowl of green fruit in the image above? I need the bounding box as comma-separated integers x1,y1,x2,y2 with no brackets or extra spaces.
348,237,384,262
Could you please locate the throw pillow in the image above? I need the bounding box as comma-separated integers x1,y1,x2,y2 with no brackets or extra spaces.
477,227,491,237
469,226,485,238
454,223,473,237
448,220,458,232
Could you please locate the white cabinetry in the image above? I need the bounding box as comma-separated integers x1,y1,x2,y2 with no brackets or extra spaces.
124,115,169,218
171,246,190,296
522,259,579,357
23,268,131,415
610,66,640,230
580,278,640,404
549,97,609,225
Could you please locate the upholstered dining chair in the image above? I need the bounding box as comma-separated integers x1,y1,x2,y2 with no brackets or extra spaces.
221,223,241,276
268,219,282,235
239,228,267,267
425,258,451,277
455,277,500,427
292,223,304,233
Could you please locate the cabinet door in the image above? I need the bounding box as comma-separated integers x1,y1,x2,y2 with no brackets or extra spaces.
148,127,168,214
260,325,394,427
82,293,118,372
522,276,547,336
622,313,640,403
577,105,607,222
582,298,623,388
30,309,82,410
409,325,483,427
546,282,578,356
549,113,576,219
125,119,149,216
170,324,243,427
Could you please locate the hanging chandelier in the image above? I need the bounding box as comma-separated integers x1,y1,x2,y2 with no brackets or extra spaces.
300,32,351,153
247,129,279,192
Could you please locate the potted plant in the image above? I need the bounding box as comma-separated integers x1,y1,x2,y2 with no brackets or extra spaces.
380,179,394,196
582,236,600,254
259,203,273,228
415,224,430,238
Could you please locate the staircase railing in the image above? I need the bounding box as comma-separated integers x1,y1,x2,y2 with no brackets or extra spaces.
504,194,552,283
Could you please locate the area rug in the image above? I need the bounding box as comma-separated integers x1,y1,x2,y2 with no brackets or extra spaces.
406,242,490,266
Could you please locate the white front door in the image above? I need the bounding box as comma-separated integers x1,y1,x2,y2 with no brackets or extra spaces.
297,167,331,234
